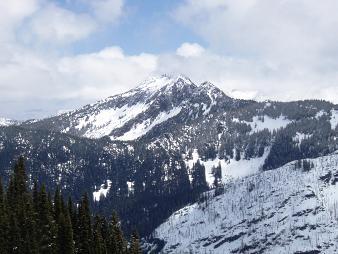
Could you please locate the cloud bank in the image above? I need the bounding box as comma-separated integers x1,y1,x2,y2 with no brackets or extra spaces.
0,0,337,119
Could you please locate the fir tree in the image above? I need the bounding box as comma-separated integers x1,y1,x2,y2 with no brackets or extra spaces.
54,186,62,221
93,216,106,254
37,184,56,254
56,211,74,254
108,212,126,254
191,160,208,192
78,193,92,254
0,177,9,254
129,230,142,254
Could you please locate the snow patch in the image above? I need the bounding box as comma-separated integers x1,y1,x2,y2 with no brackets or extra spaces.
330,109,338,130
115,107,182,141
0,118,16,126
75,102,149,139
93,180,112,202
292,132,312,145
243,115,291,133
186,148,270,186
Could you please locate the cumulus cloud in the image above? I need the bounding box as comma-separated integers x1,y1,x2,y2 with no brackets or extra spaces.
0,0,39,41
29,3,96,44
57,47,158,99
0,0,338,119
171,0,338,102
174,0,338,65
0,44,158,119
176,43,205,58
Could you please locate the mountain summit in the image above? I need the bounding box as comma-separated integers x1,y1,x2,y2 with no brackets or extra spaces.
23,75,233,140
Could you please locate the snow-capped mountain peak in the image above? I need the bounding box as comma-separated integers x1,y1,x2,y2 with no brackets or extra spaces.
23,75,232,141
132,74,195,94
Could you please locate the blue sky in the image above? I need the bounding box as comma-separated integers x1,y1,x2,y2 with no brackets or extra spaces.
0,0,338,119
54,0,204,55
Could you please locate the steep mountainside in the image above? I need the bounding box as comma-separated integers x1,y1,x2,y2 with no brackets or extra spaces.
152,153,338,254
1,74,338,238
23,75,235,141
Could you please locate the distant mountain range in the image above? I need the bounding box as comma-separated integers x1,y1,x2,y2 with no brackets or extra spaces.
0,74,338,250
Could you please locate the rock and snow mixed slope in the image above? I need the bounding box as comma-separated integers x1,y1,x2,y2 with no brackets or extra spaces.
153,153,338,253
0,118,18,126
23,74,233,141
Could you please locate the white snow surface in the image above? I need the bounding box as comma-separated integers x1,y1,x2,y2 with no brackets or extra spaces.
154,153,338,253
186,149,270,187
0,118,16,126
134,74,192,93
242,115,291,133
115,107,182,141
330,109,338,130
75,102,149,139
292,132,313,145
93,180,112,202
63,74,194,140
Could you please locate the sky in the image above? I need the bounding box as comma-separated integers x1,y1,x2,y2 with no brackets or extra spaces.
1,0,338,120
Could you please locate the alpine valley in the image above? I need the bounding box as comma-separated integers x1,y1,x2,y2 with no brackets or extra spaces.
1,74,338,253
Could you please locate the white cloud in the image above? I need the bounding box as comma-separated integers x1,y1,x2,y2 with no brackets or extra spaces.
0,44,158,119
0,0,39,41
176,42,205,58
57,46,158,99
0,1,338,119
174,0,338,65
170,0,338,102
29,3,96,44
89,0,124,24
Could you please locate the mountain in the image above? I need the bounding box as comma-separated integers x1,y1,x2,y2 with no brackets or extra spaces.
151,153,338,253
1,74,338,239
22,74,235,141
0,117,19,126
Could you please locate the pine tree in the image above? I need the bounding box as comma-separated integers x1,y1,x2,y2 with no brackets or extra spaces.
32,179,39,211
0,177,9,253
22,200,39,254
37,184,56,254
1,157,140,254
8,213,21,253
78,193,92,254
108,211,126,254
93,216,106,254
57,210,74,254
191,160,208,192
129,230,142,254
54,186,62,221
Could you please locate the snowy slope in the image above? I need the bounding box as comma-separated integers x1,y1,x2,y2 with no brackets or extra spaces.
0,118,18,126
153,153,338,253
186,149,270,187
24,74,231,141
234,115,291,134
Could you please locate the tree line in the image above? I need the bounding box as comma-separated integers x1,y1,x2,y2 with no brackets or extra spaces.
0,157,142,254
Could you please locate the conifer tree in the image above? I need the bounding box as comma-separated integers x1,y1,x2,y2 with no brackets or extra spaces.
57,211,74,254
191,160,208,192
78,193,92,254
0,177,9,254
93,216,106,254
54,186,62,221
109,211,126,254
22,200,39,254
38,184,56,254
0,157,142,254
32,179,39,211
129,230,142,254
